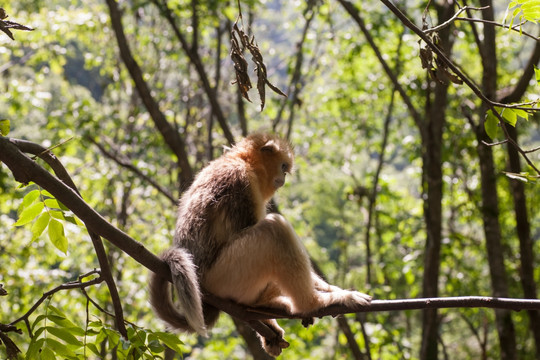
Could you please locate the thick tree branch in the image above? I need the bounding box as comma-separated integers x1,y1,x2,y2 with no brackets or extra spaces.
8,139,129,338
5,137,540,343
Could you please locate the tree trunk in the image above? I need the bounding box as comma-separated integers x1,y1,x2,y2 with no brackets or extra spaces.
420,4,454,359
506,126,540,359
499,40,540,359
475,2,517,358
475,126,517,360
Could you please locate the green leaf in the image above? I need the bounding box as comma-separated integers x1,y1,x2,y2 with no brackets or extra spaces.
154,331,185,354
501,108,517,126
31,212,50,242
40,346,57,360
44,198,61,209
20,189,40,210
513,108,530,121
26,338,46,359
48,218,68,254
31,315,47,338
50,210,66,220
484,110,499,139
14,201,45,226
44,338,76,357
0,119,10,136
46,326,83,347
86,343,101,356
535,65,540,85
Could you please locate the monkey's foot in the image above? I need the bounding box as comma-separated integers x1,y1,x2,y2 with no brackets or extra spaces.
340,290,372,308
301,317,314,328
262,336,290,357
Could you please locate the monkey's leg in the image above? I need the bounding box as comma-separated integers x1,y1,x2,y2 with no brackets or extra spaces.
205,214,370,313
253,283,294,313
311,273,342,292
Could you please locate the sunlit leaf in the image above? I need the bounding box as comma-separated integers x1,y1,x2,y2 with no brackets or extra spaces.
484,110,499,139
46,326,83,347
48,218,68,254
44,337,76,357
39,346,56,360
31,212,50,242
20,189,41,211
26,338,46,360
154,331,185,354
0,119,10,135
501,108,517,126
14,201,44,226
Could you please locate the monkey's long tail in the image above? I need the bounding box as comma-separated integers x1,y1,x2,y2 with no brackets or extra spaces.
149,248,207,336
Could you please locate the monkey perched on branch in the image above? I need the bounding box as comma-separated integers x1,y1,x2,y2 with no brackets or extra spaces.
149,133,371,356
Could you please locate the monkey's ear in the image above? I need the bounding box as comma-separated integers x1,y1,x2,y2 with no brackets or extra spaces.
261,140,277,153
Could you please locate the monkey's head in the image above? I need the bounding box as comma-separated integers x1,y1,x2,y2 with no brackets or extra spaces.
234,133,294,201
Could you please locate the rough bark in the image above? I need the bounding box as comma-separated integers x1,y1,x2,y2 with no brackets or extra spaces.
420,4,454,359
475,2,517,358
499,40,540,359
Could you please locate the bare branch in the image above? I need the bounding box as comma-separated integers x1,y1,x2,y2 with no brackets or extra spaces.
150,0,235,145
104,0,194,186
424,6,489,34
87,136,177,205
219,296,540,322
524,144,540,154
9,270,104,332
455,17,538,41
482,139,509,147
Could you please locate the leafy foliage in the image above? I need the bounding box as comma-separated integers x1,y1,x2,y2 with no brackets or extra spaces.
1,0,540,359
505,0,540,25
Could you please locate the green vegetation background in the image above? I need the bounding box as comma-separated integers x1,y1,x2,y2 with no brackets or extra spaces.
0,0,539,359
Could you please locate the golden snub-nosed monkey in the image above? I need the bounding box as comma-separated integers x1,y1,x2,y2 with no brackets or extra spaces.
149,132,371,356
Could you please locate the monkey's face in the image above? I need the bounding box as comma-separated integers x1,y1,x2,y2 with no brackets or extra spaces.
252,140,292,200
260,146,293,199
273,161,290,189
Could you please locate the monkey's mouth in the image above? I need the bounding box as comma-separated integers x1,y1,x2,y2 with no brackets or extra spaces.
274,178,285,188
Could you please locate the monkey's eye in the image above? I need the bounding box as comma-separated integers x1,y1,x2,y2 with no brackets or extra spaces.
281,163,290,173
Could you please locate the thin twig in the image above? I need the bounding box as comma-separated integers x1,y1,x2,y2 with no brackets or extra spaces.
482,139,508,147
524,144,540,154
87,136,176,204
9,270,104,332
424,6,489,34
455,17,538,41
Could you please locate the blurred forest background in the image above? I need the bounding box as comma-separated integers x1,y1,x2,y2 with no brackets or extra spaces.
1,0,539,359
